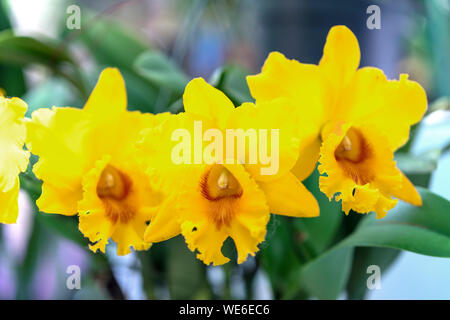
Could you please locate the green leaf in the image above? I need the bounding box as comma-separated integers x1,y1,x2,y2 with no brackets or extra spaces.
79,20,165,112
0,31,72,65
395,149,440,187
15,215,46,299
134,51,188,94
299,167,343,254
0,30,85,97
167,236,210,299
210,66,253,106
0,63,26,97
343,188,450,256
296,188,450,299
22,78,78,117
79,20,149,71
346,247,400,299
428,97,450,113
119,69,159,113
395,150,440,176
37,213,87,248
267,168,343,299
138,241,170,299
0,0,26,97
260,216,303,298
300,247,354,300
168,97,184,113
0,1,11,31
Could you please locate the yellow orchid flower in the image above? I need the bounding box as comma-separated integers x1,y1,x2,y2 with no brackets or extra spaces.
26,68,169,255
139,78,319,266
0,96,29,224
247,25,427,218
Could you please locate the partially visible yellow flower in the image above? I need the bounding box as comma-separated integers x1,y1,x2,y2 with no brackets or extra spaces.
247,25,427,218
26,68,169,255
139,78,319,265
0,96,29,223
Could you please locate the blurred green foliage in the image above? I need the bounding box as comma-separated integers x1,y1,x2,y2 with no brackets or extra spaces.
0,0,448,300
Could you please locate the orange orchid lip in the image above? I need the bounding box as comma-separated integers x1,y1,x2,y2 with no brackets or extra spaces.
200,164,243,201
199,164,243,229
96,164,131,201
334,127,373,185
96,164,136,224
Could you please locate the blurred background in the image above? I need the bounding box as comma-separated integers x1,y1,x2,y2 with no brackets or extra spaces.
0,0,448,299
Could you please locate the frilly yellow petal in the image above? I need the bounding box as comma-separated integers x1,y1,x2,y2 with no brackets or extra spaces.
78,155,159,255
181,220,230,266
336,184,398,219
169,163,270,265
319,123,403,218
81,211,115,254
112,222,152,256
78,156,114,252
78,156,111,215
229,218,266,264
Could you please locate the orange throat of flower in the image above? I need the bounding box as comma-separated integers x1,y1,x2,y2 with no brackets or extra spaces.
334,127,374,185
200,164,243,229
96,164,135,224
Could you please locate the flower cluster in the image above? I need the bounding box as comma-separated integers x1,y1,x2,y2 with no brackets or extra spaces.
0,26,427,266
